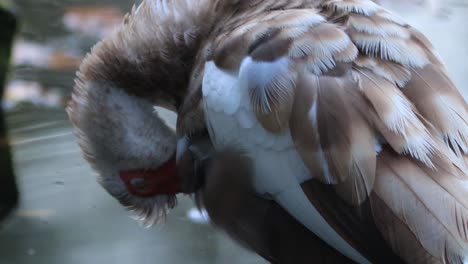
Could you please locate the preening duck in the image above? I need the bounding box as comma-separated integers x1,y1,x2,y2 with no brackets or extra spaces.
67,0,468,263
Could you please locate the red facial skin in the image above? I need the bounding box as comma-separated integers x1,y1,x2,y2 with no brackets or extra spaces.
119,156,181,197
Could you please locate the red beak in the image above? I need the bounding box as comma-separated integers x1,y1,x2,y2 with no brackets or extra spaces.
119,156,180,197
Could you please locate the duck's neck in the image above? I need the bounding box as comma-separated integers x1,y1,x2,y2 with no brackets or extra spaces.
78,0,219,111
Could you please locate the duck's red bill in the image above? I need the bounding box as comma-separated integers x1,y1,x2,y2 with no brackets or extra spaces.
119,156,180,197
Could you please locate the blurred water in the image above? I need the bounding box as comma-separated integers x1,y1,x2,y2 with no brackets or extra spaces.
1,106,262,264
1,0,468,264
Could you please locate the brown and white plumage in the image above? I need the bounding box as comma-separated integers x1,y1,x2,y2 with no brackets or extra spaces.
199,0,468,263
68,0,468,263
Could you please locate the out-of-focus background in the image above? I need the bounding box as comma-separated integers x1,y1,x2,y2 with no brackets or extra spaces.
0,0,467,263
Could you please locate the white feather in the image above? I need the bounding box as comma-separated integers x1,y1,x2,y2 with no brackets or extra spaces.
202,58,371,264
352,35,429,68
323,0,381,16
348,16,410,38
276,186,371,264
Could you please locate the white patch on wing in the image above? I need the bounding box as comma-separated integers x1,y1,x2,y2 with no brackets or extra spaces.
348,16,410,38
239,56,291,114
289,30,351,59
380,92,436,167
351,34,429,68
402,132,436,168
202,59,371,264
384,92,419,133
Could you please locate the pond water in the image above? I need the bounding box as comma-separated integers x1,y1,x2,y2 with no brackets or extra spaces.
1,0,467,264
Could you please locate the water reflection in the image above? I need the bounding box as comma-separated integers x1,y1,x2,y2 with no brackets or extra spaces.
1,0,467,263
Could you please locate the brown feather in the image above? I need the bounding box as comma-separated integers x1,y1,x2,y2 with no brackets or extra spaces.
332,42,359,64
302,179,405,264
371,194,442,264
356,68,438,167
291,71,378,203
407,27,447,68
250,34,292,62
294,23,358,74
354,55,412,87
315,75,376,204
290,74,332,183
348,27,429,67
246,60,297,133
347,13,410,38
372,149,468,263
403,65,468,157
212,34,250,71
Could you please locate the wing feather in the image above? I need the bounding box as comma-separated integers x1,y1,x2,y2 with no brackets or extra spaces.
404,65,468,157
206,0,468,262
315,75,376,204
356,68,438,167
372,149,468,263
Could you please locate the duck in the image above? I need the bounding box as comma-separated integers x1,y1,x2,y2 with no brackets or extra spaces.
67,0,468,263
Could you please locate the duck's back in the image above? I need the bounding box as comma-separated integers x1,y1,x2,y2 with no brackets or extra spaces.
190,0,468,263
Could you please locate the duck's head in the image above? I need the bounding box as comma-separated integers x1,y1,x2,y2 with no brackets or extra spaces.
66,0,215,225
66,0,315,225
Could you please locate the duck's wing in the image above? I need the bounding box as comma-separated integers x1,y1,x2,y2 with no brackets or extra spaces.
208,0,468,263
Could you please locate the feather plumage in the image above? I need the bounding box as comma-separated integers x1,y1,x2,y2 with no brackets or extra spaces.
71,0,468,262
315,75,376,204
240,57,297,132
201,0,468,262
404,65,468,157
372,149,468,263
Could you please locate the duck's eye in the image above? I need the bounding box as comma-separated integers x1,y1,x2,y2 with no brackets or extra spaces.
130,177,146,189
